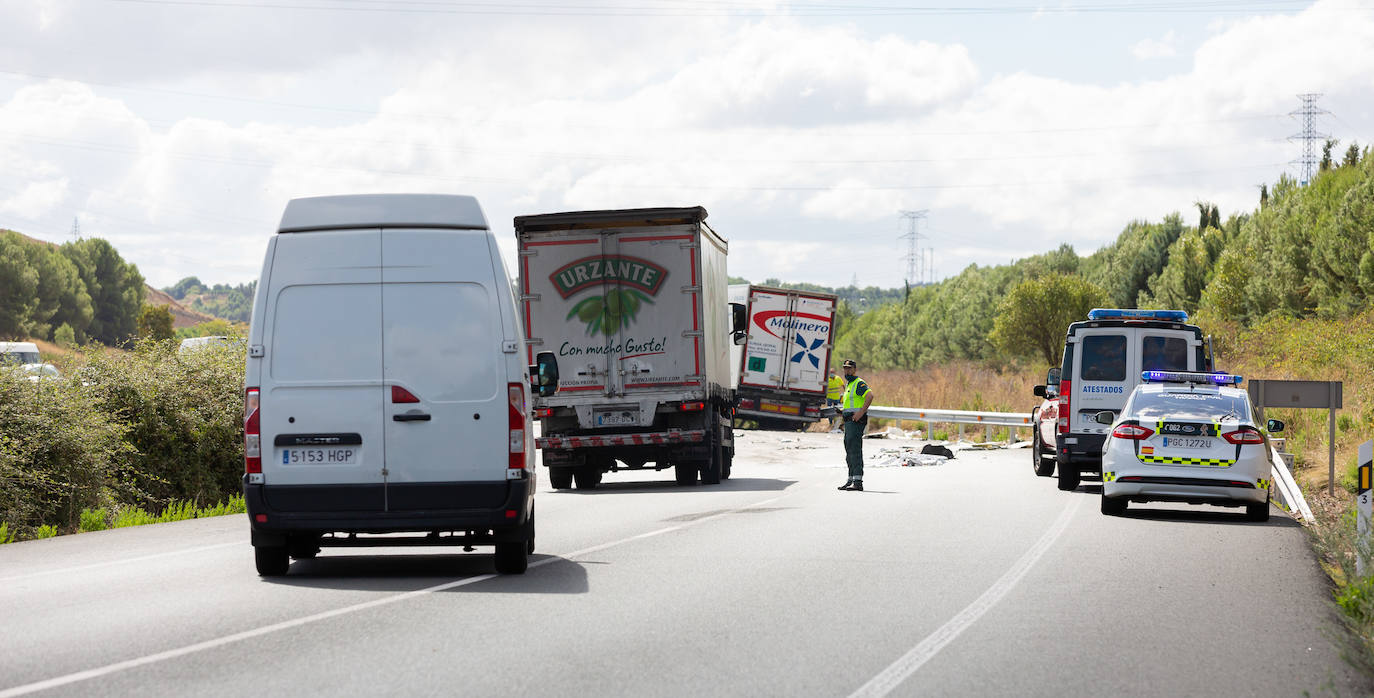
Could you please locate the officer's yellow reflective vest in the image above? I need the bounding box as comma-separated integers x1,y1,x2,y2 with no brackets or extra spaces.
842,378,872,410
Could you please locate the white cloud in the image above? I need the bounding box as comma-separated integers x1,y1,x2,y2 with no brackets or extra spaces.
1132,30,1179,60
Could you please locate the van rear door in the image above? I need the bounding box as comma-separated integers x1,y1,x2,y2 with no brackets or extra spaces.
381,229,506,494
260,229,385,488
1073,329,1131,434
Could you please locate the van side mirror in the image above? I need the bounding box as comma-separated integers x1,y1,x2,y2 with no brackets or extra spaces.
530,351,559,397
1267,418,1284,434
1094,411,1115,425
1033,385,1046,398
730,302,747,345
1047,367,1061,386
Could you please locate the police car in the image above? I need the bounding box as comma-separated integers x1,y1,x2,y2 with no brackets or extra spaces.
1097,371,1282,521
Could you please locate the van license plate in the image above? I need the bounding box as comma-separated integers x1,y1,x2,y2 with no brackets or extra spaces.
595,410,637,426
1161,437,1213,449
280,448,359,465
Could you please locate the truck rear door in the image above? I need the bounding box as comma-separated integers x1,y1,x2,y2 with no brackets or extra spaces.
739,289,834,394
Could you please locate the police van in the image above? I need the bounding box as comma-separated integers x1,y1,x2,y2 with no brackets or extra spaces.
1052,309,1212,491
242,194,558,576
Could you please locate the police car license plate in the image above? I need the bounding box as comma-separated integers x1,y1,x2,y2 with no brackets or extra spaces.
1162,437,1213,449
595,409,637,426
280,447,358,465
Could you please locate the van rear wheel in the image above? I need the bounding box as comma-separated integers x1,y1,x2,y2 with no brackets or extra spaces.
494,542,528,574
254,545,289,576
1057,466,1080,491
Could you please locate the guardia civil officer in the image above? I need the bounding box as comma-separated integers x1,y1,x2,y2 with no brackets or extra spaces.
837,359,874,491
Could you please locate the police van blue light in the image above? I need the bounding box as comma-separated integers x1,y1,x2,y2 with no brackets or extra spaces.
1087,308,1190,322
1141,370,1243,385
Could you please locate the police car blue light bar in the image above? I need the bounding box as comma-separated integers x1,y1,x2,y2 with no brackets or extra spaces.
1141,371,1242,385
1087,308,1189,322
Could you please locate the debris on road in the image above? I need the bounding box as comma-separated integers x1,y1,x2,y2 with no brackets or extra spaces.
869,446,949,468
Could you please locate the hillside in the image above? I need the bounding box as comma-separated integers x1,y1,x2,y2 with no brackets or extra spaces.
144,286,218,329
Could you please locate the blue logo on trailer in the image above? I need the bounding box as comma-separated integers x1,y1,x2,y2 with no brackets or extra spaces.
791,334,824,368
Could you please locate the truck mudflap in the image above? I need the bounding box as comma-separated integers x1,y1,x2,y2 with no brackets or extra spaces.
537,429,705,449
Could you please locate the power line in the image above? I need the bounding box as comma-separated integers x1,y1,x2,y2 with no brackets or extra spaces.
898,210,927,286
1289,93,1329,186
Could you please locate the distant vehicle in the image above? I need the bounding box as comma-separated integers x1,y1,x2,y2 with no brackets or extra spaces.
728,284,838,430
515,206,743,489
0,342,41,366
178,335,233,353
1054,308,1213,492
242,193,557,577
20,363,62,382
1098,371,1278,521
1030,368,1059,477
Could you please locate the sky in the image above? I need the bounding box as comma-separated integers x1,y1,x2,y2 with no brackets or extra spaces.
2,0,1373,291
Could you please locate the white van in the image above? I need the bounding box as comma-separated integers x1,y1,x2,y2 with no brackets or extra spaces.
1052,308,1212,491
242,194,559,576
0,342,41,366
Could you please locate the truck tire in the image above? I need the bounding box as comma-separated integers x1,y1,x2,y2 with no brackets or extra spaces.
574,466,601,490
674,461,698,485
549,468,574,490
254,545,289,577
722,446,733,480
700,428,723,485
493,542,528,574
1057,464,1080,491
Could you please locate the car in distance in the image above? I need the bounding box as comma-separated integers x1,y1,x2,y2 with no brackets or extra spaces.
1030,367,1060,477
1098,370,1279,521
178,335,233,353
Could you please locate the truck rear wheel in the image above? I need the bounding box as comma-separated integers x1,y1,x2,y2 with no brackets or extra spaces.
549,468,574,489
674,461,698,485
574,466,602,490
700,428,723,485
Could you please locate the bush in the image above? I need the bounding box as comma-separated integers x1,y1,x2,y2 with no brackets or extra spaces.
0,522,13,544
79,507,109,532
0,365,133,534
33,524,57,539
54,323,76,348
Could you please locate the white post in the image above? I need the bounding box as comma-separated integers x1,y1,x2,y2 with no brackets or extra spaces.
1359,440,1372,577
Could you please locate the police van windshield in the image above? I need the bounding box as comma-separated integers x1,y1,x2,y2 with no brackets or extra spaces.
1081,335,1126,381
1129,391,1251,422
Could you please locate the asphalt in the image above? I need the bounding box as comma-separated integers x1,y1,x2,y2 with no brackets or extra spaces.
0,429,1365,697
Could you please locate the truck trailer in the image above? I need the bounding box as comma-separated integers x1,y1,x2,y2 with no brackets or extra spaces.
515,207,742,489
728,284,838,430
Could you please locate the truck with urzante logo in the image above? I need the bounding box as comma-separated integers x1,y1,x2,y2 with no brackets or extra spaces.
515,207,744,489
728,284,838,430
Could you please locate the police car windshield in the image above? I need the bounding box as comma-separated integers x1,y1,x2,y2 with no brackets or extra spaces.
1129,390,1250,422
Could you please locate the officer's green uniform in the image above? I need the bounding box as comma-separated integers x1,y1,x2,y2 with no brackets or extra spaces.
842,375,872,484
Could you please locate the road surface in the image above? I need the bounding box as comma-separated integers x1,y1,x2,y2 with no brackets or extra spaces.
0,429,1364,696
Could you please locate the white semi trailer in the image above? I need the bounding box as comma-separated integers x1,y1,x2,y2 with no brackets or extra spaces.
728,284,838,430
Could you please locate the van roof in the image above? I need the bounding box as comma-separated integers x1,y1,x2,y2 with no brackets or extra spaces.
0,342,39,352
513,206,708,232
1065,318,1202,338
278,194,488,233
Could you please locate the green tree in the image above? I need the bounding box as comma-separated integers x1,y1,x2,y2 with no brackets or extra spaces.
20,239,91,341
1321,138,1338,172
62,238,145,345
1345,142,1362,169
990,274,1107,366
165,276,205,300
137,304,175,341
0,233,39,338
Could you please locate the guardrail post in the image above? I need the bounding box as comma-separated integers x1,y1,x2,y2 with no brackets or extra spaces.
1359,440,1372,576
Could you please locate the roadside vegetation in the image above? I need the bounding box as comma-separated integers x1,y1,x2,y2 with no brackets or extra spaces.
0,339,246,542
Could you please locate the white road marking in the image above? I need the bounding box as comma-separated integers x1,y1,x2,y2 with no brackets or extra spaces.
848,495,1084,698
0,542,240,583
0,493,791,697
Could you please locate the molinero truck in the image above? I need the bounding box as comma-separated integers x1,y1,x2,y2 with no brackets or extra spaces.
728,284,838,430
515,207,743,489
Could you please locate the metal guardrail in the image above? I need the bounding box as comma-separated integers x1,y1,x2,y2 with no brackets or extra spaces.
1269,442,1314,523
864,406,1034,442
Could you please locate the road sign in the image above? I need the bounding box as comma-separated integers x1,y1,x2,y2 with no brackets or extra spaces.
1249,380,1343,495
1360,440,1372,577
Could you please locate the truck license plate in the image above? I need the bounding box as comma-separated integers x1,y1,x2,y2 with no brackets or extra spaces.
280,448,358,465
595,410,637,426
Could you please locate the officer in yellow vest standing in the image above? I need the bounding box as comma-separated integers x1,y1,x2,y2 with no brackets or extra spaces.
825,368,845,432
838,359,874,491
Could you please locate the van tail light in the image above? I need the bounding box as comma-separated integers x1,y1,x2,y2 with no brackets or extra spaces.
244,387,261,474
508,383,527,477
1111,422,1154,440
1223,426,1264,445
1057,380,1071,434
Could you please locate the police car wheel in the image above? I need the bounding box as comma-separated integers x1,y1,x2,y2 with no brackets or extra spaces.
1100,495,1127,516
1246,498,1270,522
